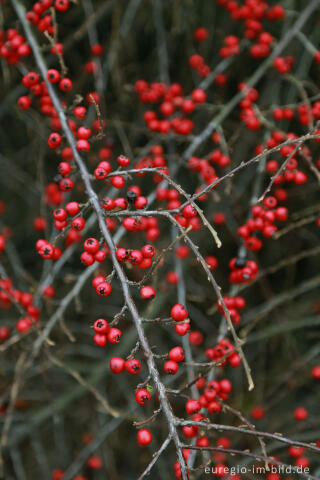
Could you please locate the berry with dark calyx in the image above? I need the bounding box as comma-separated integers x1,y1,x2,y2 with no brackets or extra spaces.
53,208,67,221
95,281,112,297
59,77,72,92
125,358,141,374
39,243,54,259
116,248,129,262
135,388,151,405
83,238,99,254
72,217,86,231
94,166,108,180
108,328,122,344
93,318,109,334
101,197,115,210
55,0,69,12
141,244,155,258
98,161,111,174
164,360,178,374
47,68,60,83
17,96,31,110
48,132,62,149
59,177,74,192
128,249,143,265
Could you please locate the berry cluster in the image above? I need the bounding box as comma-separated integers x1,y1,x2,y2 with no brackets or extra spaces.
0,28,31,65
205,338,241,368
217,295,246,325
26,0,70,32
228,257,258,284
0,277,39,333
2,0,320,478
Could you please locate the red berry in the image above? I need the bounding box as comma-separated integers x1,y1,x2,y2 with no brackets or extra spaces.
117,155,130,167
191,88,207,103
194,27,209,42
109,357,125,374
140,286,156,299
93,318,109,334
137,429,152,446
111,175,125,189
55,0,69,12
95,281,112,297
83,238,99,254
108,328,122,344
141,244,155,258
294,407,308,421
125,358,141,374
59,77,72,92
116,248,129,262
101,197,115,210
17,95,31,110
164,360,178,374
93,333,107,347
47,69,60,83
66,201,80,216
169,346,185,363
87,455,102,470
171,303,188,322
185,399,201,414
175,322,190,336
80,251,94,266
207,401,222,414
182,204,197,218
135,388,151,405
128,250,143,265
311,365,320,379
72,217,86,231
48,132,62,149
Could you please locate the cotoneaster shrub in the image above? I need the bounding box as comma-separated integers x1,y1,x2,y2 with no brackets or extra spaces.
0,0,320,479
